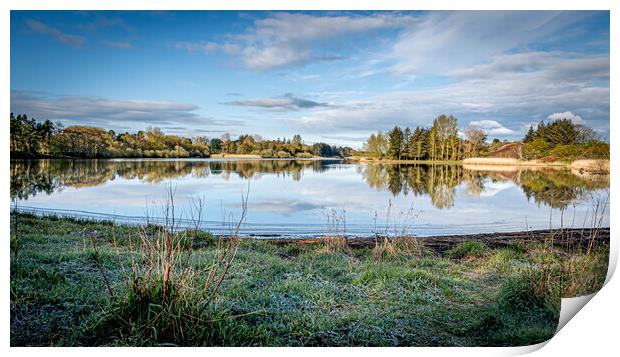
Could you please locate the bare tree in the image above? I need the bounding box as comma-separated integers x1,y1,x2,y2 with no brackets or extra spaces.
220,132,231,154
464,125,487,157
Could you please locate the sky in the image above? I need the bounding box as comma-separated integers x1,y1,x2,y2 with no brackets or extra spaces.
10,10,610,148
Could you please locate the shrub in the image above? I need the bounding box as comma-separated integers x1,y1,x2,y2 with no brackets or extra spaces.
276,151,292,158
549,145,581,161
177,229,216,250
580,141,610,159
295,152,313,159
506,242,527,254
523,138,551,160
447,240,489,259
260,149,275,158
194,230,216,247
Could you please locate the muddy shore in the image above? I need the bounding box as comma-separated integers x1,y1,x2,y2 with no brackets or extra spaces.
263,228,610,254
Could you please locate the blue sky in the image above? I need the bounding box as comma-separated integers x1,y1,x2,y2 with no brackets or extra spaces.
10,10,610,147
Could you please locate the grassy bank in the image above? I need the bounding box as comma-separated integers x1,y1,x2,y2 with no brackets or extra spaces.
10,213,608,347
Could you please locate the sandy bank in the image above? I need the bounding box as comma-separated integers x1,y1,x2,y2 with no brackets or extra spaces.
462,157,567,166
464,158,610,176
571,159,610,176
209,154,262,159
351,157,610,175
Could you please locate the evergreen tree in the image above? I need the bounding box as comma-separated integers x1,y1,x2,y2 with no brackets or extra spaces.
403,127,412,160
388,126,404,160
523,125,536,143
544,119,578,146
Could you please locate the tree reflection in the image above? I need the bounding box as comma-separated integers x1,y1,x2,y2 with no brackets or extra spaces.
519,169,607,209
10,159,608,210
363,164,462,208
361,163,607,209
10,159,332,200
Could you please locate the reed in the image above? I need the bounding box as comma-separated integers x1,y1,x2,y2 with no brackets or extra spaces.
372,200,424,261
320,208,349,252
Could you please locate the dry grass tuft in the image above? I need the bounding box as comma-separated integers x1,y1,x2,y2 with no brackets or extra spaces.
322,235,349,253
372,238,396,262
88,184,248,345
392,236,424,256
373,237,423,262
321,208,349,253
371,200,423,262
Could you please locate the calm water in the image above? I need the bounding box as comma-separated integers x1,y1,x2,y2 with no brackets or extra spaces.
10,159,610,237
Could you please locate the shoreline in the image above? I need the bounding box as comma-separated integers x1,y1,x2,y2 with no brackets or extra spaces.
11,155,609,175
210,154,343,160
10,155,345,161
265,228,610,255
348,156,610,174
13,208,610,242
11,211,609,252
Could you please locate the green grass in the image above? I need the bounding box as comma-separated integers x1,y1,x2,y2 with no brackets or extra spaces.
447,240,489,259
10,213,608,346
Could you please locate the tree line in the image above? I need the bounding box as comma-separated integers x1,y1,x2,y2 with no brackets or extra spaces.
10,112,609,161
362,114,608,161
10,113,352,159
521,119,608,160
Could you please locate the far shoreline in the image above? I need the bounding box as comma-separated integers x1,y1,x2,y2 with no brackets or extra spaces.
10,154,610,176
348,156,610,174
10,153,345,161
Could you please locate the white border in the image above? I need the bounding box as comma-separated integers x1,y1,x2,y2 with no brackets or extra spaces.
2,1,617,356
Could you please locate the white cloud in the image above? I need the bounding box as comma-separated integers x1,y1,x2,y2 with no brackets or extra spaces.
547,111,585,125
479,181,514,197
104,40,133,49
468,120,516,135
292,62,608,141
289,35,609,142
224,94,327,112
177,12,414,70
193,12,607,143
10,91,243,135
174,41,239,54
388,11,599,76
25,19,85,47
448,51,609,84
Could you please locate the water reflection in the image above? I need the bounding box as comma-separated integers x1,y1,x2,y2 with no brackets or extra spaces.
360,163,607,209
10,159,331,200
11,159,608,211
